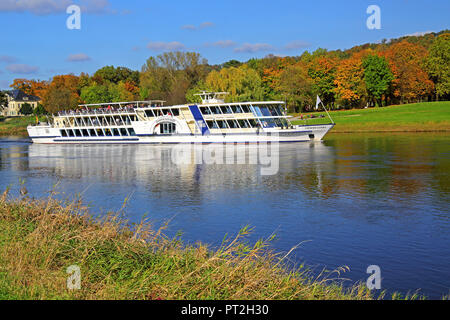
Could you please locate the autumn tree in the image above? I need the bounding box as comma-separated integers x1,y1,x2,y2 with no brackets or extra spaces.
42,75,81,113
383,41,434,103
426,33,450,99
334,52,367,108
362,55,394,106
307,55,338,107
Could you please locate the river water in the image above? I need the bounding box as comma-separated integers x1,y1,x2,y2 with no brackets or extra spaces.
0,133,449,299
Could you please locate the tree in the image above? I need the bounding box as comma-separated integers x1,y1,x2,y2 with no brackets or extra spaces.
0,91,8,113
278,62,314,112
205,65,264,102
383,41,434,103
80,84,111,104
334,51,368,108
33,103,47,115
362,55,394,106
140,51,208,105
19,103,33,115
426,33,450,99
42,75,81,113
308,55,338,107
94,66,139,85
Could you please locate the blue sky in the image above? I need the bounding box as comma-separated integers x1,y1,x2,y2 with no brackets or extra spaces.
0,0,449,89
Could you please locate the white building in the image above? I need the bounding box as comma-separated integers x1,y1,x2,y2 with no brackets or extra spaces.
1,89,41,116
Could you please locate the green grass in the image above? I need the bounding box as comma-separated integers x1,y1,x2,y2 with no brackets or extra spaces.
0,116,46,136
0,189,379,300
291,101,450,133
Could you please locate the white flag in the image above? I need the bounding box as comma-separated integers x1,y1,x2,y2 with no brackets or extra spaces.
315,95,322,110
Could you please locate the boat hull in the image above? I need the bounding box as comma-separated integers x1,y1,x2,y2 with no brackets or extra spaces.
28,124,334,144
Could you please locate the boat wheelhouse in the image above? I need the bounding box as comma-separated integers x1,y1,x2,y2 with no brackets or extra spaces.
27,92,334,144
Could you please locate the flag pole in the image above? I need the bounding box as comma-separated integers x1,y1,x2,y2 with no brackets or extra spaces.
320,101,334,124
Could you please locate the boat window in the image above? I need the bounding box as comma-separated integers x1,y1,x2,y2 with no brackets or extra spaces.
60,130,68,137
145,109,155,118
89,129,97,136
259,106,272,117
74,129,82,137
170,108,180,116
160,122,176,134
261,119,276,128
105,128,112,136
97,129,104,136
200,107,210,115
226,120,240,129
238,119,250,128
220,106,232,114
231,105,243,113
241,105,251,113
128,128,136,136
120,128,128,136
248,119,258,128
274,118,282,127
112,128,120,136
206,120,218,129
216,120,228,129
82,129,89,136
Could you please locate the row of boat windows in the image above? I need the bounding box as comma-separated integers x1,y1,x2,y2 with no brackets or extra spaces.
61,115,138,127
60,127,136,138
200,105,284,117
144,108,180,118
206,118,289,129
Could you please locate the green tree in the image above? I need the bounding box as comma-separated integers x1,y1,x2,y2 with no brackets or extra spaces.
140,51,208,105
205,65,264,102
19,103,33,115
0,91,8,114
426,33,450,99
80,84,111,104
363,55,394,106
278,63,314,112
33,103,47,115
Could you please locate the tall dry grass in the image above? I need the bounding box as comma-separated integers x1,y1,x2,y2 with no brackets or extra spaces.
0,188,375,300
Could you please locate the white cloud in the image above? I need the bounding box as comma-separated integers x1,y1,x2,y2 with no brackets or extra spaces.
6,63,39,74
284,40,310,50
67,53,91,62
146,41,186,51
0,55,17,63
181,21,214,31
404,30,434,37
199,21,214,29
204,40,236,48
181,24,196,31
234,43,274,53
0,0,112,15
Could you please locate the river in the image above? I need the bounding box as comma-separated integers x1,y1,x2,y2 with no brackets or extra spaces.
0,133,449,299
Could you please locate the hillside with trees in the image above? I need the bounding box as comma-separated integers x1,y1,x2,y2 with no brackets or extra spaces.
5,30,449,114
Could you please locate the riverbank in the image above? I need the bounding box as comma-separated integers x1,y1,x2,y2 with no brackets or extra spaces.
0,190,379,300
0,116,45,136
290,101,450,133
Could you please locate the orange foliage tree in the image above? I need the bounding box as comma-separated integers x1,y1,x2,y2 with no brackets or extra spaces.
42,75,81,113
334,51,369,108
383,41,434,103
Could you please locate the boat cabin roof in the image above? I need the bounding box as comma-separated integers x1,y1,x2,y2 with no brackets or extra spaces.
78,100,165,108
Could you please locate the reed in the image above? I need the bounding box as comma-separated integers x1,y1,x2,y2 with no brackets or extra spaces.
0,188,377,300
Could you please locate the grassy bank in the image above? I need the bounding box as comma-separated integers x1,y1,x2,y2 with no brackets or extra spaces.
0,190,378,300
0,116,45,136
291,101,450,133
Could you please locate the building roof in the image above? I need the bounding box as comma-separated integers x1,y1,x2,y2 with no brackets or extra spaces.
7,89,41,102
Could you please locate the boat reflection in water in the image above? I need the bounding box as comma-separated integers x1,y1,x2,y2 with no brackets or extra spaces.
27,142,333,195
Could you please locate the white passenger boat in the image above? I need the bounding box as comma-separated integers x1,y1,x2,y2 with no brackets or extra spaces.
27,92,334,144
